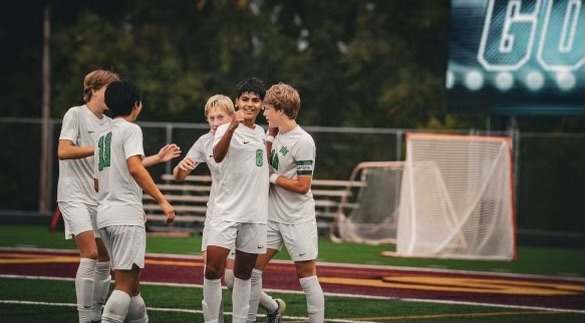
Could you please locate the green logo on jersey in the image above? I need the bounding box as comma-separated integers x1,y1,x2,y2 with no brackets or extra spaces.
97,132,112,171
279,146,289,157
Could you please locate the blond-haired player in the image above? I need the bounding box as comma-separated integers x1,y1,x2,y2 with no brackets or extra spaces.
172,94,236,323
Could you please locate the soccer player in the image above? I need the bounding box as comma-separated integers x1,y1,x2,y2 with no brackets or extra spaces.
95,80,176,323
202,78,269,323
172,94,236,323
57,70,179,323
249,82,325,323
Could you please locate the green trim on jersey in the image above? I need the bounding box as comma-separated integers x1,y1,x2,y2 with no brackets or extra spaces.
296,160,313,175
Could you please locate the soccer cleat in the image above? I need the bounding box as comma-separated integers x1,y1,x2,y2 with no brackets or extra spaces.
266,298,286,323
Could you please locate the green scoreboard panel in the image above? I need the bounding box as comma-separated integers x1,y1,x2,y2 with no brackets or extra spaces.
447,0,584,115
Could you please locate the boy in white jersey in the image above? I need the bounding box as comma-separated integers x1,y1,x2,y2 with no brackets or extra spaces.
202,78,269,323
95,80,176,323
57,70,180,323
248,83,325,323
172,94,236,323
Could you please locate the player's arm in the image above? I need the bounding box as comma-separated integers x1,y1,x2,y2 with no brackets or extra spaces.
270,174,312,194
213,116,240,163
143,143,181,167
173,157,199,181
128,155,175,223
57,140,94,160
266,127,278,160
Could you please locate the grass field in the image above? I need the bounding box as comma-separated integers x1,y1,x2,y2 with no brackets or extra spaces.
0,225,583,322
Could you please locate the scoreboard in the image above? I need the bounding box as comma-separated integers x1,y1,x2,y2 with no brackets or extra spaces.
447,0,584,115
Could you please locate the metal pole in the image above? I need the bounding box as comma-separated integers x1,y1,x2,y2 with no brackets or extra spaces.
39,5,51,214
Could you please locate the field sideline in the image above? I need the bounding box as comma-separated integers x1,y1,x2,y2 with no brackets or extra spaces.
0,226,583,322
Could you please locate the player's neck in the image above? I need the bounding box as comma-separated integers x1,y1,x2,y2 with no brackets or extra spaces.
85,101,105,118
279,120,297,134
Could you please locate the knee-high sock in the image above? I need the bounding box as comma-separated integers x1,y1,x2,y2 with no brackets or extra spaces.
90,261,111,321
299,276,325,323
101,289,131,323
247,269,262,322
259,290,278,313
76,258,96,323
127,294,148,323
203,264,225,323
231,277,251,323
202,278,222,323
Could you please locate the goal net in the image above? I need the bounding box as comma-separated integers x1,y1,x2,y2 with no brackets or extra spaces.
329,161,405,245
394,133,516,260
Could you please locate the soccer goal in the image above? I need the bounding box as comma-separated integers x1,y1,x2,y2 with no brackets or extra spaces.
389,133,516,260
329,161,405,245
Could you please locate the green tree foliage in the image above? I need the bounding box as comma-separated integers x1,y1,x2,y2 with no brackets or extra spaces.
2,0,461,128
1,0,581,131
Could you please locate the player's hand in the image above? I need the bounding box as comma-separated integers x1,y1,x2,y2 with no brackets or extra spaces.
233,110,246,124
158,144,181,162
177,157,196,171
227,113,242,132
160,200,175,224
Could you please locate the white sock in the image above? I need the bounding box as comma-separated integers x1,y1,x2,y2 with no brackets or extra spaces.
224,268,235,290
127,294,148,323
90,261,111,321
259,291,278,313
231,277,251,323
76,258,96,323
217,299,224,323
299,276,325,323
247,269,263,322
101,289,131,323
202,278,222,323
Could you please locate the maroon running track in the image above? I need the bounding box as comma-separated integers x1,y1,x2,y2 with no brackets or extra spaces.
0,249,583,312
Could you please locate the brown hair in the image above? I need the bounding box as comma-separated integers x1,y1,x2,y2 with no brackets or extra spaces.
264,82,301,119
83,70,120,102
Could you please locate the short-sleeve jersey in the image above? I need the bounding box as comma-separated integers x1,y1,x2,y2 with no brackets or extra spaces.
95,119,145,228
268,126,316,224
185,132,220,216
57,105,111,205
212,123,269,223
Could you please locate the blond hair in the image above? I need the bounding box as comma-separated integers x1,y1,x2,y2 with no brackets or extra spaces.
83,70,120,102
204,94,235,117
264,82,301,119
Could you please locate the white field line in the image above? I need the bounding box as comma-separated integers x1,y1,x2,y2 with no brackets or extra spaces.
1,274,583,315
0,299,376,323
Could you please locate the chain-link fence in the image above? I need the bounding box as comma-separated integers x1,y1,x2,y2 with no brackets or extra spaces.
1,117,582,235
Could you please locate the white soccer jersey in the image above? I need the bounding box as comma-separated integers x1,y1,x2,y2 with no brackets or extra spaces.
185,132,220,216
212,123,269,223
95,119,145,229
269,126,316,224
57,105,111,205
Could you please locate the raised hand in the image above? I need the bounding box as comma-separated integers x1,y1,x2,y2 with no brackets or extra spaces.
158,144,181,162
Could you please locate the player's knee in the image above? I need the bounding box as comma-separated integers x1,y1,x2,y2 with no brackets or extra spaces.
204,264,223,280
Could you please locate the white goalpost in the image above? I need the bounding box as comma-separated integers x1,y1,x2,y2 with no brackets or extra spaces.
391,132,516,260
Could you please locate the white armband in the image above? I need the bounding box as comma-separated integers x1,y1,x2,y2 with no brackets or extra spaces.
269,173,279,184
266,135,275,143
